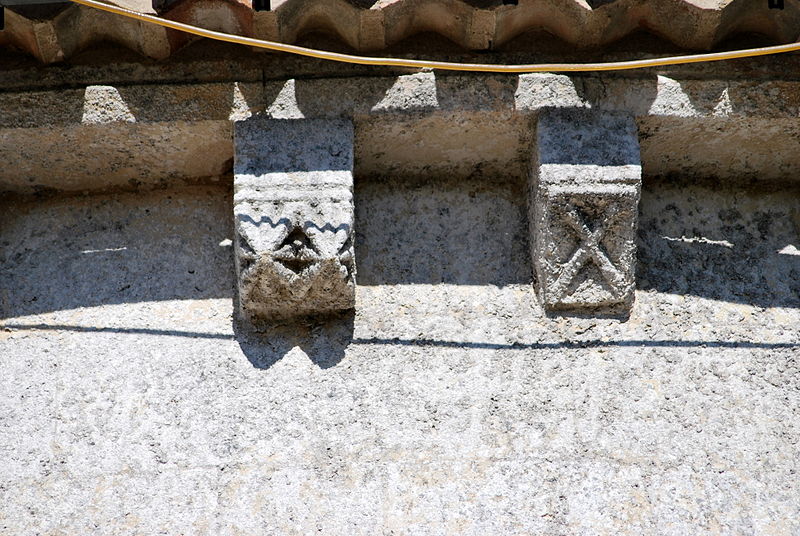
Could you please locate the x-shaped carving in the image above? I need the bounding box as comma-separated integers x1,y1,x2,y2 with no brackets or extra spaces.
549,202,626,302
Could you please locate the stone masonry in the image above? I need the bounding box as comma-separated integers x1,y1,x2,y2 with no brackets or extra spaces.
530,108,642,313
233,117,356,322
2,65,800,534
3,0,800,525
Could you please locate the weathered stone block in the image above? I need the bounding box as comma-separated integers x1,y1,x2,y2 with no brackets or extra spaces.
233,117,355,322
530,108,642,313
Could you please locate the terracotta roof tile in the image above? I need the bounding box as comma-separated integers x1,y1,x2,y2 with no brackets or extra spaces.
2,0,799,63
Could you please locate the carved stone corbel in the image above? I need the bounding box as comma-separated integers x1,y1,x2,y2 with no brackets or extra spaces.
530,108,642,314
233,118,356,322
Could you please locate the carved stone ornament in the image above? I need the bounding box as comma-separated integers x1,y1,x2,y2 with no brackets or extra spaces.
233,117,356,322
530,108,642,313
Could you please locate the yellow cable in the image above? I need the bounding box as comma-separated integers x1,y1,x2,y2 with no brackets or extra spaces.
71,0,800,73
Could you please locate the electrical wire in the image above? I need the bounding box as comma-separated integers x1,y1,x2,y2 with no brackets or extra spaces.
70,0,800,73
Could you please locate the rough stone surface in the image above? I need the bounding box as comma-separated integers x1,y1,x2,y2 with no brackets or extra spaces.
531,108,642,313
233,117,356,322
0,121,234,193
2,23,800,535
6,73,800,193
1,179,798,534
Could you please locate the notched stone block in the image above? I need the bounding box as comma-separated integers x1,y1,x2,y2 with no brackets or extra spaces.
233,117,355,322
531,108,642,314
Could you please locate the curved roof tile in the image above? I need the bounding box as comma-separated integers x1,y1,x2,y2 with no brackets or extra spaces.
1,0,798,63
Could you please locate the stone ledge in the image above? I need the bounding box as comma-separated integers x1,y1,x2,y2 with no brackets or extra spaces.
5,73,800,130
2,73,800,193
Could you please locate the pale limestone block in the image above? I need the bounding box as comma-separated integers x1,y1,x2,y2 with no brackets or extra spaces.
233,118,355,322
82,86,136,124
530,108,642,313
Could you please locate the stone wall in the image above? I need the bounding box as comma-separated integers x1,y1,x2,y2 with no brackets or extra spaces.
1,51,799,534
1,173,798,534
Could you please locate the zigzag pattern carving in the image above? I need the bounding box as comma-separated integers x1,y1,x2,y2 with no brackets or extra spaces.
2,0,799,63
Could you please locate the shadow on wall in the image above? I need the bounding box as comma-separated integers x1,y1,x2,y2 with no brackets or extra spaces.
636,180,800,309
354,175,531,286
234,312,355,370
2,318,797,371
236,321,800,371
0,177,799,371
354,175,800,309
0,186,235,319
0,178,799,346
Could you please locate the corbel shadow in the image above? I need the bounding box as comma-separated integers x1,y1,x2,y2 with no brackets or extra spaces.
116,80,268,124
433,73,518,113
234,311,355,370
570,72,660,118
290,76,402,118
